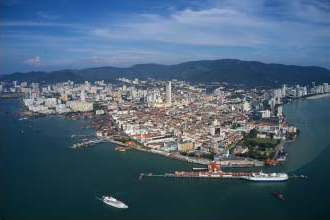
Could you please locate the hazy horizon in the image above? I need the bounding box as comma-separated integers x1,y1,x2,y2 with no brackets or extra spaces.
2,58,330,75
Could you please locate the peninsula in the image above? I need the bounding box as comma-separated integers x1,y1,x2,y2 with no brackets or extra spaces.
2,78,329,168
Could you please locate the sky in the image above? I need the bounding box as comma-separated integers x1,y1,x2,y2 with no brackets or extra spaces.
1,0,330,74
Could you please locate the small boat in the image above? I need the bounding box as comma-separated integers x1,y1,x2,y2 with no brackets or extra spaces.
193,167,208,170
115,146,126,152
20,130,25,135
98,196,128,209
272,192,284,201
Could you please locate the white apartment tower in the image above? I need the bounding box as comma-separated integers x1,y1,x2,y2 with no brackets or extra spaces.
80,90,86,101
282,84,286,97
166,81,172,105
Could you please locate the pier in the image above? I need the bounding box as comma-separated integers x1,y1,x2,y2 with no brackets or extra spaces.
71,138,106,148
139,172,308,181
139,162,257,180
139,173,165,180
139,172,251,180
105,138,127,146
138,162,308,181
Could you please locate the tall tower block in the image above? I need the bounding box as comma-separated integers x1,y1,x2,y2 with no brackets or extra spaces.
166,81,172,105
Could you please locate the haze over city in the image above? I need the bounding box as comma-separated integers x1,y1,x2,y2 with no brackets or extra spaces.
1,0,330,74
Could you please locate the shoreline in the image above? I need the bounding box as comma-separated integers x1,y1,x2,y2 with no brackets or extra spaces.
305,93,330,100
11,97,270,168
10,94,301,169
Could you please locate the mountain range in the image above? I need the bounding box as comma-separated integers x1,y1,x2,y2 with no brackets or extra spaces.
2,59,330,87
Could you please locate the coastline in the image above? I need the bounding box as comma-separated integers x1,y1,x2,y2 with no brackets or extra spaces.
2,85,330,220
305,92,330,100
11,97,270,168
10,88,315,169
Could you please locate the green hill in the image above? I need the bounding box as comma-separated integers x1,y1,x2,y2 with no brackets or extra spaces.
2,59,330,87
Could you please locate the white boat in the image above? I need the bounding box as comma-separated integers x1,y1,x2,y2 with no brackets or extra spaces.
241,171,288,182
99,196,128,209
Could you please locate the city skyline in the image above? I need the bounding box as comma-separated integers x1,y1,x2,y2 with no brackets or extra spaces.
1,0,330,74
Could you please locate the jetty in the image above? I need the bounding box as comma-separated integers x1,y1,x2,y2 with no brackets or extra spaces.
139,162,308,181
71,138,105,148
139,162,258,180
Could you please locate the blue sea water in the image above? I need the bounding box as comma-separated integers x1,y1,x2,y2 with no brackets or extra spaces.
1,97,330,219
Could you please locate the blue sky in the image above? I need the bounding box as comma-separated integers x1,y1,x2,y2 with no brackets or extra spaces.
1,0,330,74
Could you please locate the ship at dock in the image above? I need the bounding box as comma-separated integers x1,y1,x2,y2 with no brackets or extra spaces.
241,172,289,182
172,162,255,178
140,161,291,182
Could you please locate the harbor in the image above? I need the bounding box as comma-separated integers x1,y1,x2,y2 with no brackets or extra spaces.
1,96,329,220
139,161,307,181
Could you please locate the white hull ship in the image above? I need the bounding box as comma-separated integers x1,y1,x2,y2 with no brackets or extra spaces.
99,196,128,209
241,171,289,182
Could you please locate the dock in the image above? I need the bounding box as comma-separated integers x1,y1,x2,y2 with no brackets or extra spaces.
71,138,105,148
106,139,127,146
115,145,135,152
139,162,257,180
139,173,165,180
138,162,308,181
139,172,308,181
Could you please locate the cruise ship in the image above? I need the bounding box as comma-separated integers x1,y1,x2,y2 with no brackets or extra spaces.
241,171,289,182
99,196,128,209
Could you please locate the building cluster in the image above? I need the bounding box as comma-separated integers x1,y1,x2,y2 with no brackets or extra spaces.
1,78,329,161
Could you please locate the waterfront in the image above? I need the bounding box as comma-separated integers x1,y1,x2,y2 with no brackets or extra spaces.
1,97,330,219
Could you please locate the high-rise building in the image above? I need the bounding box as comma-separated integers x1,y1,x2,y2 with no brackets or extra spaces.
268,98,276,110
243,101,251,112
303,86,308,96
277,106,283,117
260,110,271,118
323,83,329,93
80,90,86,101
295,85,301,97
166,81,172,105
282,84,286,97
122,84,127,91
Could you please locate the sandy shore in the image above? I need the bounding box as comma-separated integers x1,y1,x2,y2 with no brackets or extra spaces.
306,93,330,100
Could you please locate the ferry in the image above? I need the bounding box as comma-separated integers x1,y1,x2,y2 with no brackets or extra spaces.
99,196,128,209
241,171,288,182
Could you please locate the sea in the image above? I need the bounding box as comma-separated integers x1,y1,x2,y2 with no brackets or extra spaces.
1,97,330,220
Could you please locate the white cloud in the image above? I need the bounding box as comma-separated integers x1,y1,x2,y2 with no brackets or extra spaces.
2,0,330,71
90,0,330,48
24,56,41,66
91,8,268,47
